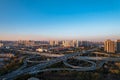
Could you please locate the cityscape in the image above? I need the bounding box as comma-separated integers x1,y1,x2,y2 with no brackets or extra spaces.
0,39,120,80
0,0,120,80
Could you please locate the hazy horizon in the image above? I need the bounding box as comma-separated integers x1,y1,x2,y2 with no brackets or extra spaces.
0,34,119,42
0,0,120,41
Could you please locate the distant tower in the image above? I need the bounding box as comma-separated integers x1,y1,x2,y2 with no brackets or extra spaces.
104,39,115,53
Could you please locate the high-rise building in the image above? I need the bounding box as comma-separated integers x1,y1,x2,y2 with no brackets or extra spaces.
62,40,78,47
49,40,59,46
116,39,120,53
62,40,71,47
0,43,3,47
72,40,79,47
18,40,34,46
104,39,115,53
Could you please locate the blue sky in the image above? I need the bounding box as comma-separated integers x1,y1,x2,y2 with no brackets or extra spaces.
0,0,120,41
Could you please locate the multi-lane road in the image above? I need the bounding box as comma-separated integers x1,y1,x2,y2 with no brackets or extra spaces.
76,56,120,61
29,56,120,75
1,48,120,80
0,48,96,80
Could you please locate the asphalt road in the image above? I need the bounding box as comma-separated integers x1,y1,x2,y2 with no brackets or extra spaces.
0,49,116,80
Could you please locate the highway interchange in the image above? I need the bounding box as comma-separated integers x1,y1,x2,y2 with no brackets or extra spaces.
0,48,120,80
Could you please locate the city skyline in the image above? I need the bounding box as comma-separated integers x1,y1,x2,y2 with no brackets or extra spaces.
0,0,120,41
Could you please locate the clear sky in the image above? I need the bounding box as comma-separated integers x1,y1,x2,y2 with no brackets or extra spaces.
0,0,120,41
